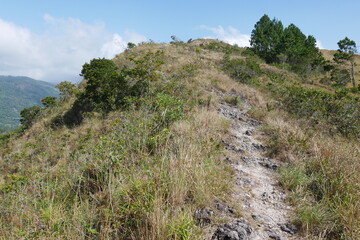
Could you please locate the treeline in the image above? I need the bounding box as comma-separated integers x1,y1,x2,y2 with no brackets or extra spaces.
250,14,322,75
250,14,358,88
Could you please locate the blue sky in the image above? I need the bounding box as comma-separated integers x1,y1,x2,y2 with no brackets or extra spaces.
0,0,359,82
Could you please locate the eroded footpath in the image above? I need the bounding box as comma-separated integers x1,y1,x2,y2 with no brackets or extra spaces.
210,92,301,240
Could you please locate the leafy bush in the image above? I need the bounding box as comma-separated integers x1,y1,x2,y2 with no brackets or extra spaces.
56,51,165,127
123,50,164,96
152,93,183,128
56,81,77,100
330,68,351,87
79,58,127,113
0,132,11,147
127,42,136,50
222,58,262,84
273,84,360,137
20,106,42,129
41,96,57,108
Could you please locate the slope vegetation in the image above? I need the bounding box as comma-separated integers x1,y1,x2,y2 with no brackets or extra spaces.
0,40,359,240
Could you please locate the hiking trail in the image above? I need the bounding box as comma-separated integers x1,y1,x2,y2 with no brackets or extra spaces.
209,91,301,240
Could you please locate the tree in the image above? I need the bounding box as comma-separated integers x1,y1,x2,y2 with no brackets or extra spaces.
280,24,322,74
251,15,323,76
41,96,57,107
127,42,136,50
280,24,307,64
56,81,77,100
123,50,164,96
250,14,284,63
20,106,41,129
80,58,127,113
333,37,357,87
76,52,164,116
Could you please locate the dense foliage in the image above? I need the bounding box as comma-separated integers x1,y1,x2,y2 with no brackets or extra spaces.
250,15,323,75
250,14,284,63
79,58,128,113
19,106,42,129
56,81,77,100
80,52,163,112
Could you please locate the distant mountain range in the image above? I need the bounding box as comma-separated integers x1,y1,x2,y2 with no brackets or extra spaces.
0,76,58,130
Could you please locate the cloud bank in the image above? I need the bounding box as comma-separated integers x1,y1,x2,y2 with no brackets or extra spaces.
316,39,325,49
201,25,250,47
0,15,147,82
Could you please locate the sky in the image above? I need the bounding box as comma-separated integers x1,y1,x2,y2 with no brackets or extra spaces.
0,0,359,83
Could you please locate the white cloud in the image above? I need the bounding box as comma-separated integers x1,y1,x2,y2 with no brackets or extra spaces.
0,15,147,82
316,39,325,49
101,34,127,59
200,25,250,47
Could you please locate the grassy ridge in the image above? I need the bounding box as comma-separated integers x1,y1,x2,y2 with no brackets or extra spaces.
0,41,238,239
1,39,359,239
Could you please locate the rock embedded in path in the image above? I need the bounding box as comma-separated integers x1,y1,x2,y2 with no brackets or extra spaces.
251,214,273,224
258,158,281,170
252,143,266,150
194,208,214,226
215,201,235,214
279,223,299,235
221,140,245,153
245,130,253,136
212,218,253,240
249,118,261,126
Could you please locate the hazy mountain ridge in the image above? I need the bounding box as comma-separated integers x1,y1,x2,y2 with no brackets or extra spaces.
0,76,58,130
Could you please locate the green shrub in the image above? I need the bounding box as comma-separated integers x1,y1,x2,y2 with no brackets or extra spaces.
56,81,77,100
41,96,57,108
274,84,360,137
330,68,351,87
153,93,184,127
20,106,42,129
79,58,128,113
222,58,262,84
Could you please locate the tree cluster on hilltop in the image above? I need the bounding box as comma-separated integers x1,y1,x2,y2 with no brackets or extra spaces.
251,14,358,88
250,14,323,75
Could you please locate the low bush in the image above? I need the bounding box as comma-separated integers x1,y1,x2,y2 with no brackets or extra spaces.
222,58,262,84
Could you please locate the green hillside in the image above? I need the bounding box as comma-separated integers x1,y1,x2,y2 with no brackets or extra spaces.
0,76,59,130
0,15,359,240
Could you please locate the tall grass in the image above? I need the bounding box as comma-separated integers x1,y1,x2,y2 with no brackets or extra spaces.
0,41,235,239
244,86,360,239
208,40,360,239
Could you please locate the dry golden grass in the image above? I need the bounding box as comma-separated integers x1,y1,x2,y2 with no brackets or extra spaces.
248,94,360,239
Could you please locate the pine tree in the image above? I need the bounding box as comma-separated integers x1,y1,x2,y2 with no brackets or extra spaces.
333,37,357,87
250,14,283,63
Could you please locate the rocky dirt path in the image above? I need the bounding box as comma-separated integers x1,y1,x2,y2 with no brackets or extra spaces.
210,94,300,240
